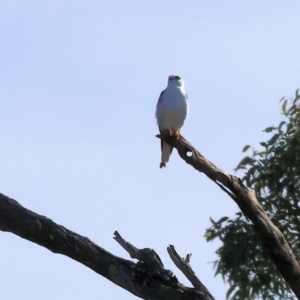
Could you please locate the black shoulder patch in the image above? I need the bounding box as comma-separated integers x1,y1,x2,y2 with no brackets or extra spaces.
158,90,164,102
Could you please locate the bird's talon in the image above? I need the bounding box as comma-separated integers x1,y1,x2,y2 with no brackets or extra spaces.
168,130,180,139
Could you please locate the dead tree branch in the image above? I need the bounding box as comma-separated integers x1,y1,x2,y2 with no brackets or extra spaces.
167,245,213,299
157,132,300,299
0,193,214,300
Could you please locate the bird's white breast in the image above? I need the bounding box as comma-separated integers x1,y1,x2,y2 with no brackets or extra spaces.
157,86,188,131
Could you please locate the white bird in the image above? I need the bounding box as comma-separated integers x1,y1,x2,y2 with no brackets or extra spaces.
155,75,189,168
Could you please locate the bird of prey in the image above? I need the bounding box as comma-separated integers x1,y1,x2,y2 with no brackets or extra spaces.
155,75,189,168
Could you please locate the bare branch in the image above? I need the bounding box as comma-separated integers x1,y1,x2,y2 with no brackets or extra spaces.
114,230,140,259
158,132,300,299
113,231,214,300
167,245,214,300
0,193,214,300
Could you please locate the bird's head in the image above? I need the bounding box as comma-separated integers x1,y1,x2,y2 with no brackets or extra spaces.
168,75,184,87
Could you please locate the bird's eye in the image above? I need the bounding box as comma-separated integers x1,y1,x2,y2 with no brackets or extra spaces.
175,76,181,80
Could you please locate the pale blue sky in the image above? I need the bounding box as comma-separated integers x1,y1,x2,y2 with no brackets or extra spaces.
1,1,300,299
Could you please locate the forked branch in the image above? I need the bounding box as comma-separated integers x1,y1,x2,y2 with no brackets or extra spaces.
0,193,214,300
157,132,300,299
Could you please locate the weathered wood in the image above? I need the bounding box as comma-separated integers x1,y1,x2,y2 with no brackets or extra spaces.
158,132,300,299
167,245,213,299
0,193,213,300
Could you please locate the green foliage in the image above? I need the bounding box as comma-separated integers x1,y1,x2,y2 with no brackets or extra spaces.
206,90,300,300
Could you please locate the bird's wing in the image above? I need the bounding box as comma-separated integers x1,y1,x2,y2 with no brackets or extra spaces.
156,90,174,167
156,91,166,133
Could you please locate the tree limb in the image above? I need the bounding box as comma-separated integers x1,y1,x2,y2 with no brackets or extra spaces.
167,245,214,299
0,193,214,300
158,132,300,299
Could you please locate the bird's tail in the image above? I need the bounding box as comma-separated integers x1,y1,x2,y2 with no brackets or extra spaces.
160,141,173,168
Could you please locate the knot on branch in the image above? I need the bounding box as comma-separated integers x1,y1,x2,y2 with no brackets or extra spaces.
114,231,215,300
114,231,179,287
134,259,179,288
